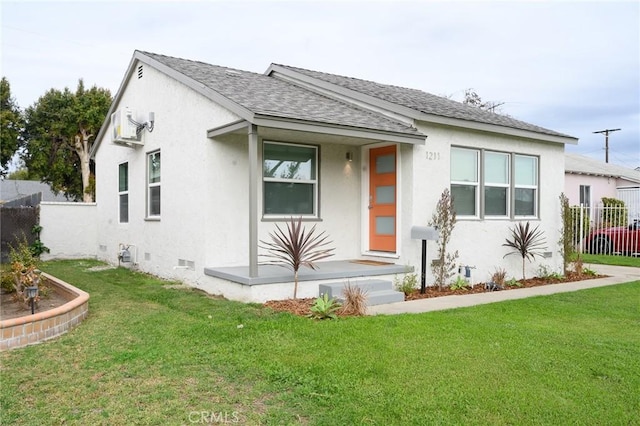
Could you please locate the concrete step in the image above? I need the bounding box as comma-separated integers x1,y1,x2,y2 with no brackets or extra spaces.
319,279,392,299
318,280,405,306
364,289,405,306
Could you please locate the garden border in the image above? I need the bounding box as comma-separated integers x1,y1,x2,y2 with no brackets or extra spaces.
0,273,89,351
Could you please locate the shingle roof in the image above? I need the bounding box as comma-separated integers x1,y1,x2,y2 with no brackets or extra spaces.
274,64,575,139
565,153,640,183
0,180,69,203
141,52,423,137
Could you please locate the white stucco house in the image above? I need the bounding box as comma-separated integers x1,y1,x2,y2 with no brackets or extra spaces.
86,50,579,302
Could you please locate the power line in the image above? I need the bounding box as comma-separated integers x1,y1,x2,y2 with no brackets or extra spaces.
593,128,621,163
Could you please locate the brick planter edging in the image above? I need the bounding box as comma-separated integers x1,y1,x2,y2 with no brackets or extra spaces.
0,273,89,351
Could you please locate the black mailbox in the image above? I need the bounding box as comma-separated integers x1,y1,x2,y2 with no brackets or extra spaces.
411,226,439,294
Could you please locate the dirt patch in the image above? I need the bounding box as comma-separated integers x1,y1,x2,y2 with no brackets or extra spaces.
264,272,606,317
0,287,71,321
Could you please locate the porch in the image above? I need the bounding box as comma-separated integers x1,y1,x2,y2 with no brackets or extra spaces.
202,259,413,302
204,259,410,285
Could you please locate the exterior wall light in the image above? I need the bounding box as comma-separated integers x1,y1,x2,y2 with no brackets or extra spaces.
346,151,353,162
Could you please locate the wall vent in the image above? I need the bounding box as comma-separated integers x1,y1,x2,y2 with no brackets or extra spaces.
137,65,143,79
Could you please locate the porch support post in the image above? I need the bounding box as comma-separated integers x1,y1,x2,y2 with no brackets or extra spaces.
248,124,259,277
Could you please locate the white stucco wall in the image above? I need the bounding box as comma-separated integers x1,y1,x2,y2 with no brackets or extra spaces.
40,202,97,260
399,124,567,284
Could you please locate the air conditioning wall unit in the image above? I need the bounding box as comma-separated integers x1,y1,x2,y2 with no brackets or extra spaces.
112,109,143,145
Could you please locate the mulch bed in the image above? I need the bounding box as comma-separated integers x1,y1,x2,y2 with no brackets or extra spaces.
264,272,606,317
0,285,70,321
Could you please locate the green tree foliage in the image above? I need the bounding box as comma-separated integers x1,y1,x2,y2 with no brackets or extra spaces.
1,77,24,177
22,80,111,201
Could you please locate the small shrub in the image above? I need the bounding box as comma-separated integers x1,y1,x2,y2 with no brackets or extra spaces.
491,268,507,286
583,267,597,277
260,217,334,299
308,293,341,320
341,282,367,316
429,188,459,290
572,256,584,276
1,266,15,293
394,273,418,296
537,265,563,280
503,221,547,280
449,275,469,291
505,277,522,287
30,224,50,258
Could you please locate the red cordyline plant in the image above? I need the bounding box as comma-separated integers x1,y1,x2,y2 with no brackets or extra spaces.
259,217,335,299
503,221,547,280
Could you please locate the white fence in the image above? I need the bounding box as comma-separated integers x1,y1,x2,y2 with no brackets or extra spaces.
574,203,639,256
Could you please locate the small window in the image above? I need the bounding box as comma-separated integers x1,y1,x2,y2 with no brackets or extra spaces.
451,147,479,217
147,151,161,218
514,155,538,217
484,151,510,217
579,185,591,208
263,142,318,216
118,162,129,223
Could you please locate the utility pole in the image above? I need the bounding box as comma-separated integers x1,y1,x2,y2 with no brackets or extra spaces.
593,128,621,163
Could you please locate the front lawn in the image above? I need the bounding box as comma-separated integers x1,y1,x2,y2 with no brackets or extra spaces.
1,260,638,425
578,253,640,268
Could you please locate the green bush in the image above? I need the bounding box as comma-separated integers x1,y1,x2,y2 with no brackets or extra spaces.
394,272,418,296
308,293,341,320
601,198,628,227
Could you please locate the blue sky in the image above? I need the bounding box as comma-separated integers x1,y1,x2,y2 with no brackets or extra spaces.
2,0,638,168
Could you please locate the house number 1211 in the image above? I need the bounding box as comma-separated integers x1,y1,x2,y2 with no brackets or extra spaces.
426,151,440,160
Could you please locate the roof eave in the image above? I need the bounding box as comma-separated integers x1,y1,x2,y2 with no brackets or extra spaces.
415,113,579,145
207,115,426,145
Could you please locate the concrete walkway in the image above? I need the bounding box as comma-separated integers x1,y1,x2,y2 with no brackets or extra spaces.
368,264,640,315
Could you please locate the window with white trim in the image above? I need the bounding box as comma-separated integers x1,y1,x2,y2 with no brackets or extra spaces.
514,155,538,217
118,162,128,223
147,151,161,218
579,185,591,208
263,142,318,217
451,147,479,217
450,147,539,219
484,151,510,217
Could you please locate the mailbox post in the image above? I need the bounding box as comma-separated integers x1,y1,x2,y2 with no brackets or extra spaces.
410,226,439,294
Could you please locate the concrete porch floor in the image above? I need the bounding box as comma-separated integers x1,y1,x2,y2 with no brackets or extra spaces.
204,259,411,286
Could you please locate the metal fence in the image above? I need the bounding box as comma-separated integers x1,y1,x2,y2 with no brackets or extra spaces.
574,203,640,256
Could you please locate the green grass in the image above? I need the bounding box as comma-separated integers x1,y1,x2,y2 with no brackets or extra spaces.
578,253,640,268
1,259,639,425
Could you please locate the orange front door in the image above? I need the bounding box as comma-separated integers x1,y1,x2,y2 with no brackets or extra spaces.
369,145,397,252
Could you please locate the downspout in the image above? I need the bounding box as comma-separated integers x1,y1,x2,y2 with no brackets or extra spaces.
248,125,259,277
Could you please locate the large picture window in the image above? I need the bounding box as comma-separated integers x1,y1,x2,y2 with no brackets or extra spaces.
118,162,128,223
263,142,318,216
451,147,538,219
147,151,161,218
